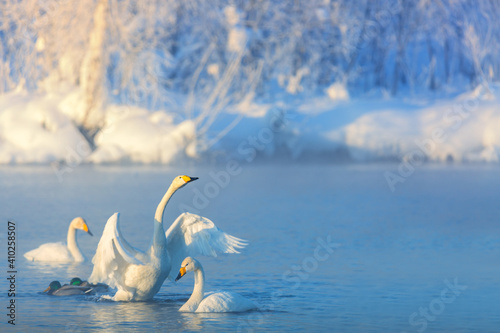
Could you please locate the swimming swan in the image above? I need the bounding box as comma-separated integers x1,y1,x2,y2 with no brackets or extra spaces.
88,175,247,301
24,217,93,262
175,257,257,312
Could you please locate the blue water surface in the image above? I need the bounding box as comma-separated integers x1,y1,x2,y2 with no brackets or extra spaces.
0,164,499,332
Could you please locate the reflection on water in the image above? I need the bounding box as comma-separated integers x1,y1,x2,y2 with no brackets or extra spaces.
24,262,87,279
178,312,205,331
90,300,170,331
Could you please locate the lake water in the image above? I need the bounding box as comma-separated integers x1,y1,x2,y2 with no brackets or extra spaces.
0,164,499,332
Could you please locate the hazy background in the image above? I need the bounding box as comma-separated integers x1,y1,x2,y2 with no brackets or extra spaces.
1,0,500,166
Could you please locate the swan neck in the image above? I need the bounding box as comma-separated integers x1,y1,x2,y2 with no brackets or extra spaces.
154,184,177,224
187,266,205,309
151,220,166,254
67,224,84,261
151,183,177,252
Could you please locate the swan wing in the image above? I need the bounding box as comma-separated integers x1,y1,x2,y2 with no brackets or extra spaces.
165,213,248,280
88,213,146,288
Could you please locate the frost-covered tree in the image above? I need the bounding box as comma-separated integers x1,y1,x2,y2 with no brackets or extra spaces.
1,0,500,124
79,0,108,138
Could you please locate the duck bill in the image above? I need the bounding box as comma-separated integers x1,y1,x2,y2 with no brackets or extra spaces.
43,286,51,293
175,267,186,281
188,177,199,182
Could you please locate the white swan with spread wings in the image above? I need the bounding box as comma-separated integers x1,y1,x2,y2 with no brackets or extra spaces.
88,175,247,301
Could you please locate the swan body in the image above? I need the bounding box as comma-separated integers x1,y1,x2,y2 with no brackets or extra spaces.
24,217,93,262
43,281,93,296
176,257,257,313
88,175,247,301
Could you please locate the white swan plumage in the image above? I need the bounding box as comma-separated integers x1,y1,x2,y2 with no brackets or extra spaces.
24,217,93,262
175,257,257,312
88,175,247,301
164,212,248,281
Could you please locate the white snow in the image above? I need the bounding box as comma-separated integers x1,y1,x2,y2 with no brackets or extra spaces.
89,105,196,164
325,85,500,162
225,6,247,54
2,1,500,167
0,88,195,165
1,83,500,165
224,6,240,26
227,27,247,54
209,83,500,163
326,83,349,102
0,89,91,164
207,64,220,78
286,67,310,95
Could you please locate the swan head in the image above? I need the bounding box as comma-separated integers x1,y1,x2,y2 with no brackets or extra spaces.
71,217,93,236
172,175,199,190
44,281,62,293
175,256,200,281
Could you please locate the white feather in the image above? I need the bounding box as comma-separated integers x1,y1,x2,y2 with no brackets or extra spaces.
88,213,146,289
87,175,247,301
177,257,257,313
165,212,248,280
24,242,73,262
24,217,92,262
196,291,258,313
89,212,247,299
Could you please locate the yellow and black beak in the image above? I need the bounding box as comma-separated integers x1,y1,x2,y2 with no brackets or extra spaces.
83,223,93,236
175,267,186,281
181,176,199,183
43,286,51,293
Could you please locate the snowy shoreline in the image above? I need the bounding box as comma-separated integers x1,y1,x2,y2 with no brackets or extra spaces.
1,84,499,165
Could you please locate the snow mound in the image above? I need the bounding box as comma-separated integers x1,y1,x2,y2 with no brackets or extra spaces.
0,89,196,165
210,85,500,163
0,89,91,164
1,84,500,165
334,89,500,162
89,105,196,163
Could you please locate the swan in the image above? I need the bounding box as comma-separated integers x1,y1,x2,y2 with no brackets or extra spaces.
43,281,93,296
175,257,257,312
88,175,247,301
24,217,93,262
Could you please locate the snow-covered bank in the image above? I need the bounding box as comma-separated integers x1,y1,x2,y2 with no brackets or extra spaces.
0,88,195,165
0,88,91,164
1,84,500,165
213,84,500,163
